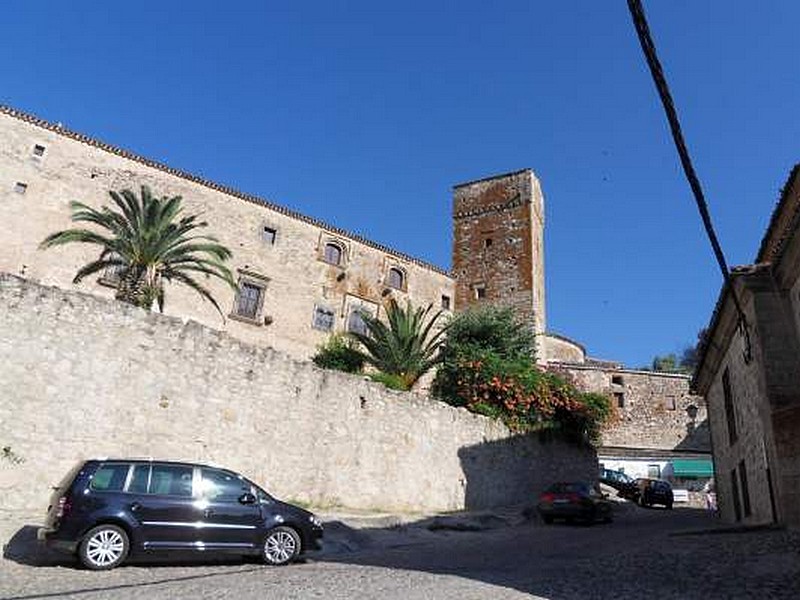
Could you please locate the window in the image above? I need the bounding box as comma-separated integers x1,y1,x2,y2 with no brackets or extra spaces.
484,238,493,248
665,396,677,410
611,375,624,386
474,284,486,300
128,465,151,494
14,182,28,194
441,295,451,310
149,464,194,497
323,242,343,266
722,368,737,445
312,305,335,331
90,464,130,492
387,267,405,290
739,460,751,517
262,226,277,245
99,262,125,288
32,144,46,157
647,464,661,479
731,468,742,521
231,271,269,323
348,309,369,335
200,468,250,502
614,392,625,408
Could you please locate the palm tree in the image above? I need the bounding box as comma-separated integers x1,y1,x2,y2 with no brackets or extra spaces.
349,300,447,390
40,186,236,316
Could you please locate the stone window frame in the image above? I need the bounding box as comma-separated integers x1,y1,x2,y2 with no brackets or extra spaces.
318,235,349,268
312,304,336,332
472,283,487,300
343,295,379,337
230,269,270,325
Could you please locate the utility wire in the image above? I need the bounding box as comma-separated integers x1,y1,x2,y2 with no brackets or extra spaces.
626,0,751,363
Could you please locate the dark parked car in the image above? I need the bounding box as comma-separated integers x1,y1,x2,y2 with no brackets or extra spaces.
38,459,323,570
537,482,613,524
599,468,640,501
636,478,674,509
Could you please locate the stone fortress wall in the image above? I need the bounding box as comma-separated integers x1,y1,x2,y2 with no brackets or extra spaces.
0,275,596,545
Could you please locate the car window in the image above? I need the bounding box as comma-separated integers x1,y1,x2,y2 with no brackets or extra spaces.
90,463,130,492
128,465,150,494
149,464,194,497
200,468,250,502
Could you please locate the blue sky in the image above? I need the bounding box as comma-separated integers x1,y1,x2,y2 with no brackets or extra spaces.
4,1,799,368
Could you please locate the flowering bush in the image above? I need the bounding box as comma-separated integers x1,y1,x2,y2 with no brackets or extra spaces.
431,308,610,444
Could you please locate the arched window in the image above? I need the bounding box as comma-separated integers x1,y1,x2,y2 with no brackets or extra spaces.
323,242,343,266
387,267,405,290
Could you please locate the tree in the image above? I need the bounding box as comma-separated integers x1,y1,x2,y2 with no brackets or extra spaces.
40,186,236,316
349,300,447,390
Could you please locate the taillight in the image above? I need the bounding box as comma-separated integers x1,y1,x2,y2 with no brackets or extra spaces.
540,493,556,503
55,496,72,519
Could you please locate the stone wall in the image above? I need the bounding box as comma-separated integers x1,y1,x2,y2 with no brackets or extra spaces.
0,275,596,544
551,364,709,452
0,107,454,365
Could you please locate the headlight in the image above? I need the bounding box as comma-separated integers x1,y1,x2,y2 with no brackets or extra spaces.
309,514,323,528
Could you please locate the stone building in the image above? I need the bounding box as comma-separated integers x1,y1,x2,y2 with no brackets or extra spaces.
0,103,706,461
693,165,800,527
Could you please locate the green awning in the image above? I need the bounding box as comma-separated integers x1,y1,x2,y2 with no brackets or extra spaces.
672,459,714,478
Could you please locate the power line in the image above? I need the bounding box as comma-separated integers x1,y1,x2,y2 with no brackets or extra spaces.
626,0,751,363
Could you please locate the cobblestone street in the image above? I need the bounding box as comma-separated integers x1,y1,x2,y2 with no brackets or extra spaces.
2,503,799,599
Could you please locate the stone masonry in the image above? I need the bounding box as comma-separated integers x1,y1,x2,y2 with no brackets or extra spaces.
452,170,546,347
0,275,596,545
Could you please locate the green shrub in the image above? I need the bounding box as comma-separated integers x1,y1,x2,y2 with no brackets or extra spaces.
312,334,364,374
431,307,610,444
367,372,409,391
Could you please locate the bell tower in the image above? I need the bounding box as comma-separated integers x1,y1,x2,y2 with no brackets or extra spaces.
451,169,546,351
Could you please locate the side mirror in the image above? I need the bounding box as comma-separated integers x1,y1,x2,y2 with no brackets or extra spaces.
238,492,257,505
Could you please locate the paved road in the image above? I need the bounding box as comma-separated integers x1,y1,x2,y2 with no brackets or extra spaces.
1,504,798,599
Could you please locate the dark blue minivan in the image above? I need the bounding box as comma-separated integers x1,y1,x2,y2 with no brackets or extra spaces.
38,459,323,570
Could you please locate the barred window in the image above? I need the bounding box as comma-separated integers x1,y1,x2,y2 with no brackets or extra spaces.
313,306,335,331
235,282,263,320
347,309,368,336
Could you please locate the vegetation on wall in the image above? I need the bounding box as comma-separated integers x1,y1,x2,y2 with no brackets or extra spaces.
432,306,611,444
644,328,708,374
39,186,236,316
349,300,447,391
312,333,364,374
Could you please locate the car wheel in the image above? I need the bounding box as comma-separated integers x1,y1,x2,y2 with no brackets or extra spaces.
79,524,129,570
263,526,301,566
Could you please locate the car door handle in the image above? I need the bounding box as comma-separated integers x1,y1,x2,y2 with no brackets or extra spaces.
130,502,141,512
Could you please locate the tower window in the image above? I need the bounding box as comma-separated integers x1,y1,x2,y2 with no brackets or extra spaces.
484,238,493,248
32,144,46,157
14,182,28,194
441,295,451,310
262,226,277,245
611,375,624,386
474,285,487,300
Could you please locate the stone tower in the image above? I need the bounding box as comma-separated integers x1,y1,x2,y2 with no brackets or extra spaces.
452,169,546,348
